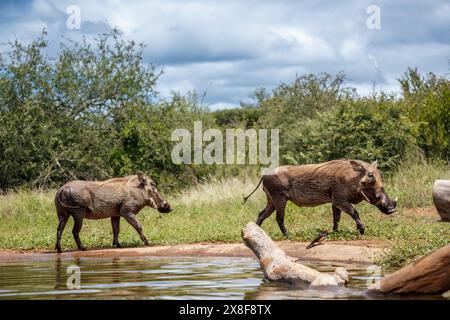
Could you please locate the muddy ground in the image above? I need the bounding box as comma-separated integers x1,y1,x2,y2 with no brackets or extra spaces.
0,240,387,265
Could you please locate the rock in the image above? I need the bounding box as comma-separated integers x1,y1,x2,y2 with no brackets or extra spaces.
241,222,347,288
374,245,450,294
432,180,450,221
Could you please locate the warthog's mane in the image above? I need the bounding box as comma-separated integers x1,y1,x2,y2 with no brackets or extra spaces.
310,159,353,174
96,176,135,186
93,176,138,198
95,175,157,208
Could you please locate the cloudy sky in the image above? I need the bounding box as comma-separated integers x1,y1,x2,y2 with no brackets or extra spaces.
0,0,449,109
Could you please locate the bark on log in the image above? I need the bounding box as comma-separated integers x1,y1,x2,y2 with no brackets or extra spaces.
241,222,348,288
374,245,450,294
433,180,450,221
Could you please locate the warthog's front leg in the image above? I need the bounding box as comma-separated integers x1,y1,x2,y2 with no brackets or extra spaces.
121,212,150,246
350,208,365,235
332,205,341,231
111,216,121,248
333,201,365,235
272,196,289,238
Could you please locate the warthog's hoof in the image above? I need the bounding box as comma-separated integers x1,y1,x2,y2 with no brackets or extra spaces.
55,245,62,253
357,224,365,235
79,247,87,251
113,242,122,248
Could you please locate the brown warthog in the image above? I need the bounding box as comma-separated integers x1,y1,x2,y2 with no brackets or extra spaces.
54,172,172,253
243,159,397,237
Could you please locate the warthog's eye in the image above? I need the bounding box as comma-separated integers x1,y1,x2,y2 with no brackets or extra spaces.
366,172,376,184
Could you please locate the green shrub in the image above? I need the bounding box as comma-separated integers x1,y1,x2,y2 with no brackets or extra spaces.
0,30,448,192
0,30,159,189
0,31,216,191
255,73,356,129
399,68,450,160
282,95,418,170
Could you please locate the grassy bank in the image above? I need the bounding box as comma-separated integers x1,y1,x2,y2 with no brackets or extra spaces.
0,160,449,270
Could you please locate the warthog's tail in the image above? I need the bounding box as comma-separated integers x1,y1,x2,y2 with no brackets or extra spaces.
243,177,264,204
57,187,83,209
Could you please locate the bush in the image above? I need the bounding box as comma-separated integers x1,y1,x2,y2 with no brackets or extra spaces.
0,30,448,191
282,95,418,170
255,73,356,129
0,30,160,189
399,68,450,160
213,106,262,129
109,93,217,191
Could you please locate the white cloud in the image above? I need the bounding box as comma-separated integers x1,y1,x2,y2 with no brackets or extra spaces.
268,26,336,62
340,38,366,61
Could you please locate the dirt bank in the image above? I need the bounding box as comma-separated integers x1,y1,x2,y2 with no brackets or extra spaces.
404,207,442,219
0,240,387,265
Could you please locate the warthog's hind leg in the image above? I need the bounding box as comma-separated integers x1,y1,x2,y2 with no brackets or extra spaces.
256,196,275,227
111,216,121,248
121,212,150,246
55,211,69,253
273,196,289,238
72,213,87,251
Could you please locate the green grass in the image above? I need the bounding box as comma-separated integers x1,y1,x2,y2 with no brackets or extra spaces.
0,160,449,271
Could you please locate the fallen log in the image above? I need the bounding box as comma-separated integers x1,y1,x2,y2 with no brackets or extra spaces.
241,222,348,288
373,245,450,294
433,180,450,221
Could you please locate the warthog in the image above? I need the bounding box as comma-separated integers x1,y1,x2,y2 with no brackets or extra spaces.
54,172,172,253
243,159,397,237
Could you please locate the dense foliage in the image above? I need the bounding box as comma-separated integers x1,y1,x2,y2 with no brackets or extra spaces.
0,31,449,191
281,96,418,170
399,68,450,160
0,30,159,188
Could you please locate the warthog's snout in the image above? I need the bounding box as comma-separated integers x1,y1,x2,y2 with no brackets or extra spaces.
158,201,173,213
390,198,398,214
377,196,397,215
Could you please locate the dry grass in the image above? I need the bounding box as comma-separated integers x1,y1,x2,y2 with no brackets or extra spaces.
176,177,264,206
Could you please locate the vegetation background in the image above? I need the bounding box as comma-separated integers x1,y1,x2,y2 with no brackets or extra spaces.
0,31,449,269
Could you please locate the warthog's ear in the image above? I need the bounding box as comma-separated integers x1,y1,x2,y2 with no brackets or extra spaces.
137,171,147,185
349,160,365,173
371,160,378,168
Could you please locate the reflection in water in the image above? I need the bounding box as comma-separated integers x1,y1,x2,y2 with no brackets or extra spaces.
0,256,444,300
54,257,62,290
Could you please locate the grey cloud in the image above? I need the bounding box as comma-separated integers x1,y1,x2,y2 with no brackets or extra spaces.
0,0,448,109
80,20,112,34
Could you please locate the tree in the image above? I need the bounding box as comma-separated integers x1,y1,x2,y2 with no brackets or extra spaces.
0,29,160,189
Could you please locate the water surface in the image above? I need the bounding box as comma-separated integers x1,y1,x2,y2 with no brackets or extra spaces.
0,256,443,299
